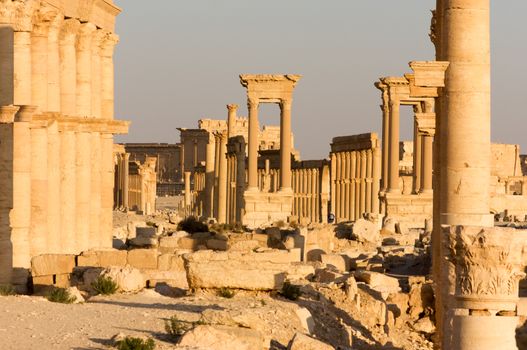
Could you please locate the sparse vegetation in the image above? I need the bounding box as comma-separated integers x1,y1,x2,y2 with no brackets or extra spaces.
177,216,208,234
274,220,286,229
217,287,235,298
0,284,16,296
47,287,76,304
165,316,207,340
91,276,119,295
114,337,155,350
280,281,302,301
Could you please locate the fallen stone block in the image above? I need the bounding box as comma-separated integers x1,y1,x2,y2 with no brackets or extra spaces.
320,254,349,272
184,250,314,290
355,270,401,295
127,249,158,270
352,219,381,244
84,266,144,293
31,254,75,277
287,333,335,350
177,325,264,350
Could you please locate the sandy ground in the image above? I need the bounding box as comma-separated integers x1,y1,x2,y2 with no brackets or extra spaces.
0,290,304,350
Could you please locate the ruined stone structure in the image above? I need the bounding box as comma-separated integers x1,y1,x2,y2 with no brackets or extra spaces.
374,62,448,228
0,0,128,290
127,157,157,215
113,144,129,210
240,74,301,228
330,133,381,224
124,143,183,196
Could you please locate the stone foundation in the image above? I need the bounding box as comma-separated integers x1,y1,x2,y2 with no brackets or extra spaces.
243,190,293,228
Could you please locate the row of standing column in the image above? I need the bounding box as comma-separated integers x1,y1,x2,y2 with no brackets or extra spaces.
292,168,321,224
0,13,117,119
380,97,434,194
247,99,292,192
331,148,380,222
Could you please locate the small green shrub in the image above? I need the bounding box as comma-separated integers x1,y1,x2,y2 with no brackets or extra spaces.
165,316,194,339
0,284,16,296
115,337,155,350
217,287,235,299
177,216,208,234
91,276,119,295
47,287,76,304
280,281,302,301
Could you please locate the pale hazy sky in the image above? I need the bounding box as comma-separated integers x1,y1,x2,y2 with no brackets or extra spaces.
114,1,527,160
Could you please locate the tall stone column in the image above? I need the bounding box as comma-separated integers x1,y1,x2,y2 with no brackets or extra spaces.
330,153,336,217
184,171,192,207
91,30,105,119
31,19,50,113
47,14,62,112
14,29,32,106
47,120,61,253
336,153,344,221
75,131,91,252
247,98,259,191
413,122,422,194
217,132,228,224
355,151,363,220
76,23,96,117
365,149,373,213
350,151,357,221
204,135,215,219
101,34,119,119
100,134,115,247
59,19,80,116
11,106,35,287
60,129,77,254
376,83,390,191
0,106,20,285
440,0,492,227
388,98,400,193
122,152,130,210
359,150,367,216
30,121,49,257
90,132,102,247
421,133,434,193
280,99,292,191
372,146,381,214
343,152,350,220
227,104,238,138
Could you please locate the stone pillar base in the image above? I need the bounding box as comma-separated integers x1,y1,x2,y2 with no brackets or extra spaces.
452,315,518,350
243,191,293,229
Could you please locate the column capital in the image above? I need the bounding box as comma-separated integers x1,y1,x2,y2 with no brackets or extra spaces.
101,32,119,57
59,19,80,44
91,29,107,55
227,104,239,112
280,99,292,111
0,105,21,124
1,0,37,32
76,22,97,51
247,98,259,109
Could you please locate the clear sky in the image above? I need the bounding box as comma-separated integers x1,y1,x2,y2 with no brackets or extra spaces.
114,1,527,160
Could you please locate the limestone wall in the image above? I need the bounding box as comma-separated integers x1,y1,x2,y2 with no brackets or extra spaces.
330,133,381,223
0,0,127,290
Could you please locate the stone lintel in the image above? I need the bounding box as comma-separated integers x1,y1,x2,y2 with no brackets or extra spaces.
408,60,449,88
239,74,302,102
331,133,379,153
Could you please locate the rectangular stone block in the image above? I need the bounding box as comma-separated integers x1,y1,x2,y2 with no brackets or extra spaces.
157,253,186,271
127,249,158,270
77,249,128,268
321,254,350,272
55,274,71,288
32,275,54,286
31,254,76,277
143,270,189,290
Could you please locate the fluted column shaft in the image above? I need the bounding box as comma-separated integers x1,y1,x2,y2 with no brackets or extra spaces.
101,34,118,119
30,124,48,257
14,31,32,105
372,147,381,214
46,121,60,253
350,151,357,221
91,30,105,119
75,131,91,252
204,136,216,219
123,153,130,209
227,104,238,138
247,99,259,190
413,122,422,194
60,130,76,254
365,149,373,213
421,134,434,193
76,23,96,117
381,90,390,191
47,15,62,112
59,19,80,116
280,99,292,191
90,132,102,247
184,171,192,207
100,134,115,247
217,133,228,224
31,21,50,112
388,99,400,193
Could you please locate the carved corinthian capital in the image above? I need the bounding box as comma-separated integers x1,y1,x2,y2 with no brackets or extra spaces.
59,19,80,45
444,225,525,312
0,0,39,31
75,22,96,51
101,32,119,58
